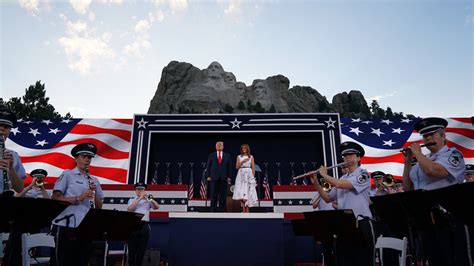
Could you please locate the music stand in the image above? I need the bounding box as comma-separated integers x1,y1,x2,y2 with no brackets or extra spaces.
425,182,474,229
0,197,69,233
291,209,365,265
75,208,144,241
74,209,144,266
370,189,435,263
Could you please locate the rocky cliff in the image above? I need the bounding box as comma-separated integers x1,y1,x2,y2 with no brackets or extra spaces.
148,61,373,116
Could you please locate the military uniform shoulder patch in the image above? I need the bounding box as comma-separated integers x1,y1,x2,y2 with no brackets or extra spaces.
448,150,462,167
57,173,65,182
357,173,369,184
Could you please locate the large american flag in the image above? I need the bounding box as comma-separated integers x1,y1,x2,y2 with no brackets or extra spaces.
6,117,472,184
340,117,473,178
6,118,132,184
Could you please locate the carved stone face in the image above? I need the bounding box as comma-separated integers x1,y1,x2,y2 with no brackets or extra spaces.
207,62,224,79
224,72,236,83
253,80,268,99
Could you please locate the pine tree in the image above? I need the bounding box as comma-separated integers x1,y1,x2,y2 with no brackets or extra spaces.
2,81,71,119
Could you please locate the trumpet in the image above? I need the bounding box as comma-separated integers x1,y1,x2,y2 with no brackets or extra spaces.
292,159,356,180
399,142,435,152
34,176,45,187
145,194,154,201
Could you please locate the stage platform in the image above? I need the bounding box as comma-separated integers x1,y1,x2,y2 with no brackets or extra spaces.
143,212,321,266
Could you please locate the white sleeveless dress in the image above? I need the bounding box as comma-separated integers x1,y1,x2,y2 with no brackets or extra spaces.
232,155,258,207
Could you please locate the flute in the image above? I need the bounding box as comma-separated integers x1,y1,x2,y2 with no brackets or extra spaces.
292,160,356,180
399,142,435,153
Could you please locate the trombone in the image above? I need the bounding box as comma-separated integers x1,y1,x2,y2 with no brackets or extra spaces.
376,174,394,191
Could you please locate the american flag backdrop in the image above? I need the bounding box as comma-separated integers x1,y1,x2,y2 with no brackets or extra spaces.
6,118,132,184
340,117,473,178
5,116,473,186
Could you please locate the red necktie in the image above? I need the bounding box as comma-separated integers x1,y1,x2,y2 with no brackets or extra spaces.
218,152,222,164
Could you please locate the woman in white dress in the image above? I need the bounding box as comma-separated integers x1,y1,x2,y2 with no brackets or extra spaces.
232,144,258,212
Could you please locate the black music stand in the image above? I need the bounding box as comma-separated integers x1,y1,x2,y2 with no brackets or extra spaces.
74,209,144,265
370,189,435,263
0,197,70,233
291,209,365,265
75,208,144,241
426,182,474,229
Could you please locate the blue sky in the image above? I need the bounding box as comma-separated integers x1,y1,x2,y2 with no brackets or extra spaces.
1,0,472,118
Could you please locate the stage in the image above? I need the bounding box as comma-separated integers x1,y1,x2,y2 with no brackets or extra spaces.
141,212,320,266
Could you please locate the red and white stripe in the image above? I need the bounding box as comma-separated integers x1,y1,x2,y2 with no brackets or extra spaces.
8,119,132,184
263,177,271,199
342,117,474,179
199,179,207,199
188,183,194,200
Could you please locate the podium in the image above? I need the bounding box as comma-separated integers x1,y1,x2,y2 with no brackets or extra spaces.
0,197,70,233
75,208,144,241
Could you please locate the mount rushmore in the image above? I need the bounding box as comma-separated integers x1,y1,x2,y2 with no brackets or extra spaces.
147,61,376,118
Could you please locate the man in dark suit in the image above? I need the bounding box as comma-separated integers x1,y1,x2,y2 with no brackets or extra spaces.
206,141,233,212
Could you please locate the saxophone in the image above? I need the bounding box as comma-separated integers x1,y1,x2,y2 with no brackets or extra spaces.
85,165,95,208
1,135,14,197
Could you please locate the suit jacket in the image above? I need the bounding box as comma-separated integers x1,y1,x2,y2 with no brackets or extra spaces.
206,151,232,181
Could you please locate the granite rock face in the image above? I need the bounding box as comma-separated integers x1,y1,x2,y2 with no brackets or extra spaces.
148,61,368,115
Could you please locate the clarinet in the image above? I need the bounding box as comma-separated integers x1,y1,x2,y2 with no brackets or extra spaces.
1,136,13,197
85,165,95,208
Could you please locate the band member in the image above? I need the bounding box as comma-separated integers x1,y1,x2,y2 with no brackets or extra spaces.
127,182,159,266
50,143,104,266
312,141,373,265
392,179,404,193
0,107,26,195
465,164,474,183
402,117,465,191
369,171,387,196
232,144,258,212
401,117,469,266
15,169,50,199
206,141,233,212
1,107,27,266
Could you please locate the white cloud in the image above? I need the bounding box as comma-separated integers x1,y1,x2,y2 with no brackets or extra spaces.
223,0,243,18
18,0,50,16
88,11,96,21
150,0,187,15
18,0,40,13
59,13,68,21
168,0,188,14
69,0,92,15
58,20,115,75
148,10,165,23
98,0,123,4
123,19,151,58
368,91,397,102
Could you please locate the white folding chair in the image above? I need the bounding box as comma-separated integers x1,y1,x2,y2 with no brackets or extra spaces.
21,233,55,266
104,241,128,266
375,235,408,266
